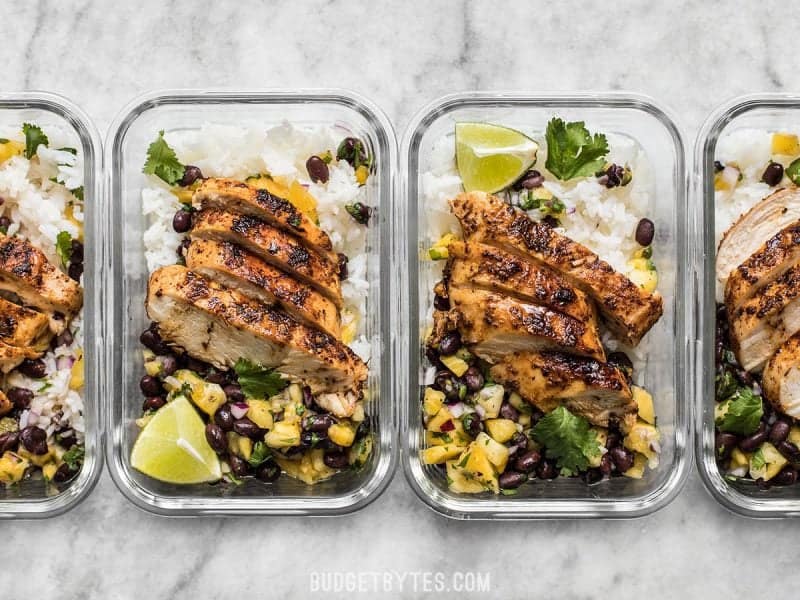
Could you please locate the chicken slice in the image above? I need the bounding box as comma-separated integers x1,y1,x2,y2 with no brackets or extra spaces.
314,391,359,419
146,265,365,394
192,178,336,263
763,332,800,418
450,192,662,346
489,351,636,429
446,287,606,363
717,187,800,294
0,340,40,373
191,209,342,307
0,236,82,332
185,239,341,339
444,240,593,323
725,219,800,311
728,264,800,372
0,297,51,351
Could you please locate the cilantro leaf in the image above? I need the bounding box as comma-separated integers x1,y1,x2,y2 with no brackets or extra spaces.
143,130,185,186
70,187,84,201
750,447,766,472
247,441,272,468
787,158,800,185
57,147,77,155
62,445,85,471
716,387,763,435
22,122,49,159
56,231,73,267
233,358,288,399
544,117,609,181
715,369,738,401
531,406,600,473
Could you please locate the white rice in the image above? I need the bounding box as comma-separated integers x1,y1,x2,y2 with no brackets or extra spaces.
142,122,371,361
0,124,85,442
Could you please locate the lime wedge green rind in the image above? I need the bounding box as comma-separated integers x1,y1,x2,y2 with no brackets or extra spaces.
131,395,222,484
455,122,539,193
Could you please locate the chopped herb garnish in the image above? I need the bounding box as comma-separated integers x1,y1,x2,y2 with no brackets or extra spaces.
716,386,763,436
22,123,48,159
56,231,73,267
71,187,84,201
143,130,185,186
531,406,600,473
787,158,800,185
500,488,519,496
233,358,288,399
57,147,77,155
544,117,609,181
247,441,271,468
62,445,85,470
345,202,371,225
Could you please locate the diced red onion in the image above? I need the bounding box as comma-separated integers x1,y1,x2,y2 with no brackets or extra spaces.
57,356,74,371
448,402,466,418
439,419,455,432
231,402,249,420
474,405,486,419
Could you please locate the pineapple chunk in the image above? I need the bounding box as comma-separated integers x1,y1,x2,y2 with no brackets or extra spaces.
0,140,24,164
264,421,301,448
348,435,373,468
276,449,336,484
423,388,445,416
772,132,800,155
623,422,660,464
730,447,750,470
42,462,58,481
485,419,517,444
167,370,226,416
18,445,55,467
446,459,489,494
328,423,356,447
226,432,253,460
246,174,291,198
632,386,655,424
144,359,161,377
476,385,504,419
172,188,194,204
507,392,527,413
287,383,303,404
629,267,658,294
429,233,457,260
749,442,787,482
287,180,319,223
0,451,28,484
475,432,509,472
788,426,800,447
69,355,85,390
246,399,274,429
355,165,369,185
460,443,499,493
421,444,464,464
427,407,456,432
622,453,648,479
440,354,469,377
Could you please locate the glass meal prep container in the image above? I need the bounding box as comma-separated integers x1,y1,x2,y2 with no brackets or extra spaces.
400,92,692,519
696,94,800,517
0,92,103,519
105,90,397,516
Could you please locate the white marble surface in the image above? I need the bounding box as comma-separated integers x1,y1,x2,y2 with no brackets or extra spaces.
3,1,800,598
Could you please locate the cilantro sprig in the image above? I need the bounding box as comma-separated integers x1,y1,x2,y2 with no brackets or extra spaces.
233,358,288,399
716,387,763,436
55,231,73,267
247,441,272,468
143,130,185,186
62,445,85,471
531,406,600,474
544,117,609,181
22,123,49,159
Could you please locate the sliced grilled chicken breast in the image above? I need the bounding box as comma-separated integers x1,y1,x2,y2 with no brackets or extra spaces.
489,351,635,429
191,209,342,307
450,192,662,346
446,287,605,363
717,187,800,292
185,239,341,338
146,265,365,394
0,236,82,332
724,219,800,311
0,297,51,351
763,332,800,418
0,339,40,373
444,240,593,323
192,178,335,262
728,264,800,372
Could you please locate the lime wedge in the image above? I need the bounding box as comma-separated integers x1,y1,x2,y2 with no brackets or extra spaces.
131,395,221,484
455,122,539,193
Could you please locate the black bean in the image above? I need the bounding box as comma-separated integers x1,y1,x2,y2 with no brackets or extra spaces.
53,462,78,483
355,421,370,440
70,239,84,263
139,375,162,397
433,371,459,402
514,450,541,473
337,137,357,162
513,170,544,190
733,369,754,387
233,418,262,439
179,165,204,187
461,413,483,438
204,371,229,385
714,160,725,173
438,331,461,356
609,446,634,472
433,294,450,311
337,253,349,279
223,384,245,403
0,216,10,228
715,431,739,460
228,454,248,477
182,356,210,374
536,460,557,480
323,451,349,469
142,396,166,412
0,431,19,454
55,329,74,348
738,424,768,452
635,218,655,246
606,431,622,449
56,431,77,449
463,366,484,392
769,420,791,445
302,386,315,409
773,466,798,486
67,262,83,282
139,328,170,355
499,402,519,422
599,453,614,476
581,468,603,484
762,161,784,186
303,414,335,432
17,358,46,379
509,431,528,450
172,209,192,233
19,426,48,455
301,430,329,448
498,470,527,489
160,355,178,377
214,404,234,432
205,423,228,454
7,387,33,410
255,461,281,482
776,440,800,460
306,155,330,183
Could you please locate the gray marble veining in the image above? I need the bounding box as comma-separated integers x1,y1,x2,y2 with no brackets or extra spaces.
3,1,800,598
